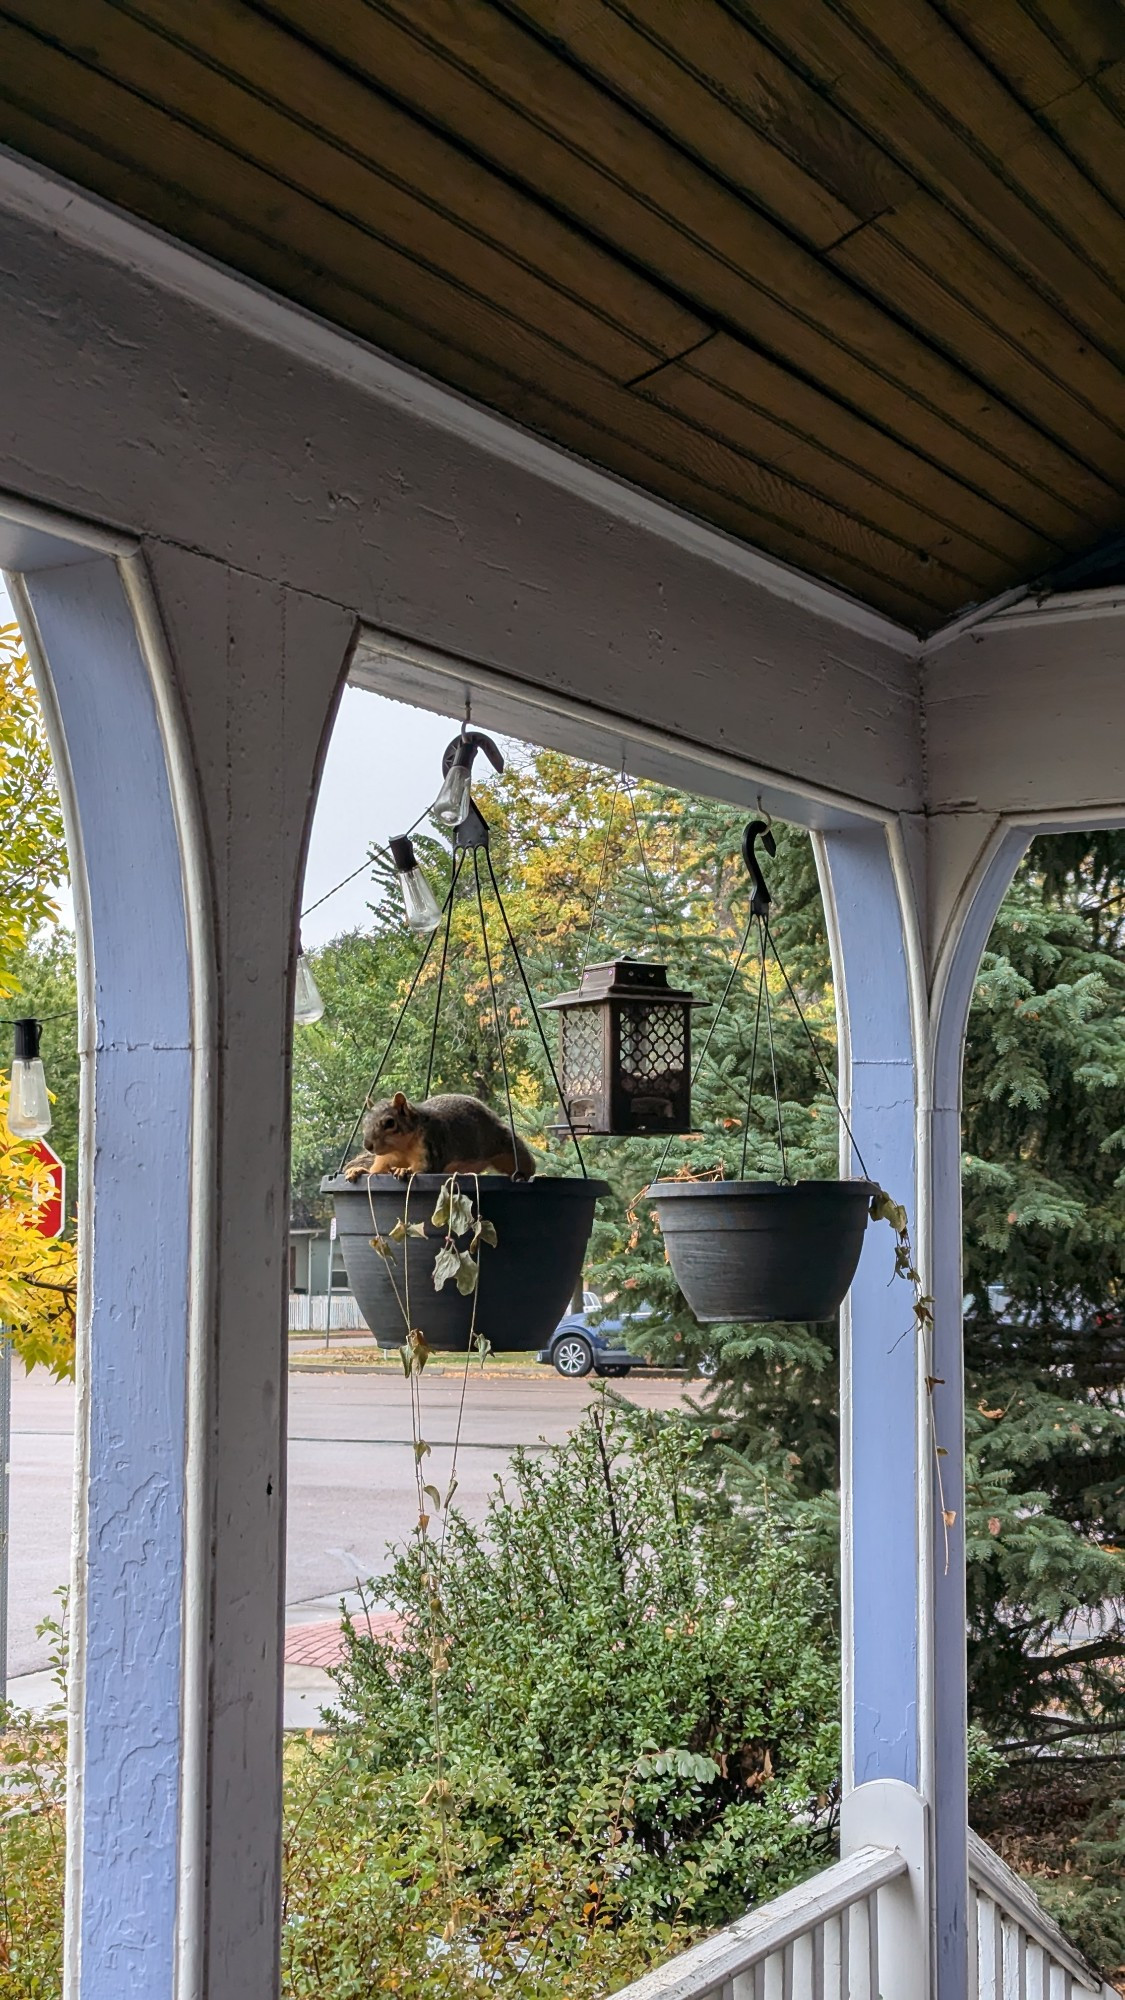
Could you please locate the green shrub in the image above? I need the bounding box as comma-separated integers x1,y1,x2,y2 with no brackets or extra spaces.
328,1398,840,1963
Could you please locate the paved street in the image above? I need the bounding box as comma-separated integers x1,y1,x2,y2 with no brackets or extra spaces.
7,1360,692,1693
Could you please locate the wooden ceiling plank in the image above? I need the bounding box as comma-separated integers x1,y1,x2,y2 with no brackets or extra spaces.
523,0,914,239
732,0,1125,366
1,0,708,383
121,0,711,363
260,0,1115,539
835,202,1125,476
0,18,958,616
1018,1,1125,81
930,0,1086,108
638,357,1010,593
673,336,1058,574
490,0,1125,496
898,3,1125,216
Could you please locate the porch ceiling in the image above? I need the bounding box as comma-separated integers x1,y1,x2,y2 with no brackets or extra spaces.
3,3,1125,636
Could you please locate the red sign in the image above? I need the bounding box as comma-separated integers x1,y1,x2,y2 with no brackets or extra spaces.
26,1138,65,1240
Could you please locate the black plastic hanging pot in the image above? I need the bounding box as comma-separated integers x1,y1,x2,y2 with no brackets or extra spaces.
647,1177,876,1323
323,1173,609,1351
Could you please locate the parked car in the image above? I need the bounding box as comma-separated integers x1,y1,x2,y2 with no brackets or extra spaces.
538,1291,652,1377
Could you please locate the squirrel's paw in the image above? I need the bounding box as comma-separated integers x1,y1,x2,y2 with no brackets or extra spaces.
342,1152,373,1182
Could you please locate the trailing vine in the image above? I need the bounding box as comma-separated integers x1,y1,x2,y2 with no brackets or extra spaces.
363,1169,497,1911
870,1189,957,1574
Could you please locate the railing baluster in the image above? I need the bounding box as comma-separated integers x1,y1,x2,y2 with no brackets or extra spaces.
844,1891,871,2000
969,1885,980,2000
789,1929,813,1998
867,1892,880,2000
809,1920,825,2000
763,1948,784,2000
822,1911,842,2000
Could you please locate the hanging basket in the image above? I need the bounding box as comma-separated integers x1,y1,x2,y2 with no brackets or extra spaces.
323,1173,609,1351
647,1177,876,1323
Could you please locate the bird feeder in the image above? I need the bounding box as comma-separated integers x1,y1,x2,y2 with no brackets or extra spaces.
543,958,701,1136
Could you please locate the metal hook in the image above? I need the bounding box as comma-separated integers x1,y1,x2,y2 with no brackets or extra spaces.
441,727,505,778
741,818,777,917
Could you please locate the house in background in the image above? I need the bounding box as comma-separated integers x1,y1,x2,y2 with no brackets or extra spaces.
287,1203,360,1332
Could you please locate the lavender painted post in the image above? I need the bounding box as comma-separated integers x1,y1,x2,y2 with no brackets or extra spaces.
17,554,195,1999
820,826,923,1789
928,832,1026,2000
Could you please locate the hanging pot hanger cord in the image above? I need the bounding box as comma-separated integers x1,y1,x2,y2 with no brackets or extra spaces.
336,862,461,1170
758,917,790,1183
738,938,769,1181
578,766,623,981
763,919,874,1185
650,906,756,1184
482,846,588,1177
472,849,521,1170
625,779,662,936
423,850,465,1100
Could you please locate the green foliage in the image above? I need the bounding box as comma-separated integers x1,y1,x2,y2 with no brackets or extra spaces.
0,625,67,995
332,1400,840,1951
0,1600,68,1997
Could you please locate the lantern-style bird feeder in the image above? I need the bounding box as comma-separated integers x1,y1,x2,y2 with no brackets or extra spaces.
543,957,701,1136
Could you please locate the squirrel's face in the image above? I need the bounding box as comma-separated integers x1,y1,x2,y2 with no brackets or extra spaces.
366,1091,413,1145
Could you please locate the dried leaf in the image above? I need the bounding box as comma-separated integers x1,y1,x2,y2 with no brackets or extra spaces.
447,1190,475,1237
408,1327,432,1372
387,1217,408,1243
407,1221,428,1238
413,1439,431,1461
943,1509,957,1529
454,1250,479,1296
432,1242,461,1291
473,1216,498,1249
370,1236,393,1260
423,1483,442,1510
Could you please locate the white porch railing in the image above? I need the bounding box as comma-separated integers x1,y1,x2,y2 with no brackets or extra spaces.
967,1829,1115,2000
610,1831,1114,2000
608,1845,906,2000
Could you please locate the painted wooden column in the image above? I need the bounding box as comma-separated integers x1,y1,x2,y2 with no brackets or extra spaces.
15,540,353,1999
817,824,933,1991
820,821,1028,2000
926,834,1025,2000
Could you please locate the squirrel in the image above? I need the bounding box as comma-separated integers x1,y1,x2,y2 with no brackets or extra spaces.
343,1091,535,1181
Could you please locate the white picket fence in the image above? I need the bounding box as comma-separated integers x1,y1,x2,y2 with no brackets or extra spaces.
608,1827,1113,2000
287,1292,365,1333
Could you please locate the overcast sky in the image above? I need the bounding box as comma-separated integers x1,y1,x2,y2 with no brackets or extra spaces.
1,572,461,948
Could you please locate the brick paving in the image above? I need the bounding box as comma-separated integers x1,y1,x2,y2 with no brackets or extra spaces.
284,1610,402,1668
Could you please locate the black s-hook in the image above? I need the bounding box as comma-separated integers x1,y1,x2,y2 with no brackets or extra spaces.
741,818,776,918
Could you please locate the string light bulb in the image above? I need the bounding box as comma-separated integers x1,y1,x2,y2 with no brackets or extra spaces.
389,835,442,934
430,739,474,828
294,947,325,1027
7,1017,52,1138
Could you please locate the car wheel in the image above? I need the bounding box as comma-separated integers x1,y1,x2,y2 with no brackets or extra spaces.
554,1334,594,1378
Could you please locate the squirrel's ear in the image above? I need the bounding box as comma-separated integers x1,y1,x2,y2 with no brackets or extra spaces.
391,1091,408,1111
